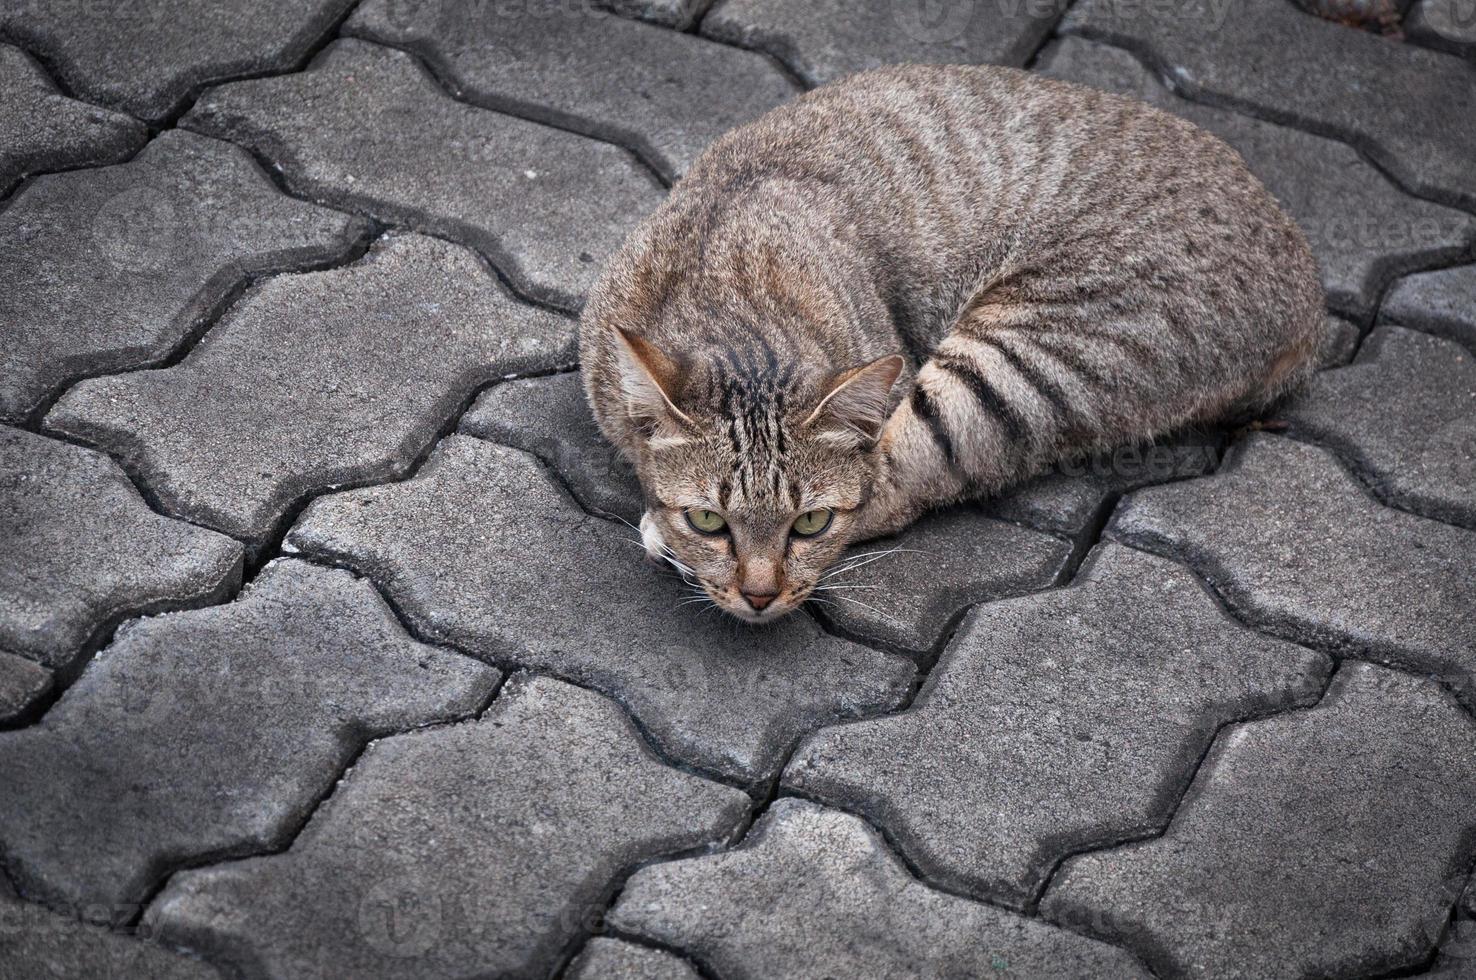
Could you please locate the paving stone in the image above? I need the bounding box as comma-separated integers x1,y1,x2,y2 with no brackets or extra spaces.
1429,882,1476,977
1061,0,1476,211
785,544,1329,908
1042,663,1476,979
46,233,575,552
0,892,222,980
147,675,750,980
0,650,50,725
0,426,242,672
701,0,1062,88
1316,314,1362,368
0,43,144,198
610,797,1149,978
0,558,498,913
0,129,366,424
1284,325,1476,526
287,436,915,785
1407,0,1476,54
1037,37,1476,320
815,508,1071,655
985,432,1224,540
1108,435,1476,690
0,0,354,124
1382,263,1476,351
346,0,795,181
459,370,643,524
566,938,700,980
600,0,709,30
183,39,665,310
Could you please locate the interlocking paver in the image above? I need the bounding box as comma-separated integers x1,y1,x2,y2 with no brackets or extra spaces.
1284,325,1476,526
0,43,144,198
0,650,50,725
0,891,222,980
785,544,1329,908
287,436,914,784
0,0,354,123
603,0,709,29
815,509,1071,655
1042,663,1476,979
1429,883,1476,976
1109,434,1476,685
566,938,700,980
0,558,497,913
182,38,665,310
46,233,574,552
1038,37,1476,320
147,675,749,980
0,426,242,672
1317,314,1361,368
610,797,1149,978
986,435,1223,540
459,371,643,524
1061,0,1476,210
701,0,1061,87
1,129,366,424
345,0,795,181
1382,263,1476,351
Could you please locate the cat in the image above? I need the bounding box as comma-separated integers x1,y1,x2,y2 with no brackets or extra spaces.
580,64,1323,623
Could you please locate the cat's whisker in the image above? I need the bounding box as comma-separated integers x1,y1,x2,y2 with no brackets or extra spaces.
830,593,890,617
822,546,925,580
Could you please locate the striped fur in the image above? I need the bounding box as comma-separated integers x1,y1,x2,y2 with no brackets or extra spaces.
581,64,1323,622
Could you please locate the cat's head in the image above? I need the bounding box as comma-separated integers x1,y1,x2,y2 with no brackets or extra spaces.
609,328,905,622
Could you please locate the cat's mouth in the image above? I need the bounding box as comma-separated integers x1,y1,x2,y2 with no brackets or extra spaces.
708,583,808,624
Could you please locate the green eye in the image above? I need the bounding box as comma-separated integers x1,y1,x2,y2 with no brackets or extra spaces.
685,509,728,534
792,508,834,537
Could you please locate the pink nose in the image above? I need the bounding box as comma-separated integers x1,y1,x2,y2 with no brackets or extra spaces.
743,591,778,611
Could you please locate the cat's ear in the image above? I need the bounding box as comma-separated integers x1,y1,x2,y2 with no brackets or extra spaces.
611,327,694,434
803,353,905,443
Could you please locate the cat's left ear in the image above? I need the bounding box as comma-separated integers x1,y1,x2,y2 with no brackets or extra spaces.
803,353,905,443
611,327,694,435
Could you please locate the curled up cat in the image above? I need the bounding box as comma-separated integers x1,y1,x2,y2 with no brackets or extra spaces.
580,64,1323,623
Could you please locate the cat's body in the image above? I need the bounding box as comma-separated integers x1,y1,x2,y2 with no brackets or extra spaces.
581,64,1323,622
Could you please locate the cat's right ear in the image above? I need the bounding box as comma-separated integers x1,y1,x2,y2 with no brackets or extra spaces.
611,327,694,435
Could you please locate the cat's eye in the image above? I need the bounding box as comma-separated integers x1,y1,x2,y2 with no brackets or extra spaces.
792,508,834,537
685,508,728,534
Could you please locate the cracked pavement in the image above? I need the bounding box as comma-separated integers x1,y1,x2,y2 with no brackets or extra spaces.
1,1,1474,977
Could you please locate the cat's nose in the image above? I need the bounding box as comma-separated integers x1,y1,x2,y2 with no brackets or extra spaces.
742,590,778,611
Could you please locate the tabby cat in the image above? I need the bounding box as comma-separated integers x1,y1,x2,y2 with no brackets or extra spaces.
581,64,1322,623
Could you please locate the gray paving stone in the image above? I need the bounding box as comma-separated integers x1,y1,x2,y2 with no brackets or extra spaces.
0,892,222,980
701,0,1062,88
0,558,497,913
0,426,242,672
815,508,1071,655
1042,663,1476,979
1316,314,1362,368
346,0,795,181
785,544,1329,909
1429,882,1476,976
985,433,1224,540
0,0,354,123
566,938,700,980
46,233,575,552
183,39,665,310
1061,0,1476,211
600,0,710,30
610,797,1149,978
1284,325,1476,526
1408,0,1476,54
1108,435,1476,691
0,650,50,725
0,129,366,424
1037,37,1476,320
287,436,914,785
459,370,643,524
147,675,749,980
1382,263,1476,351
0,43,144,198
